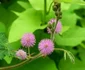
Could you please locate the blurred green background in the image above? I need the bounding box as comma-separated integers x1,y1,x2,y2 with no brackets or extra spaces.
0,0,85,70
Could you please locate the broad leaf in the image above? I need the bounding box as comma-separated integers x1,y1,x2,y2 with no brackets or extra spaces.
59,0,85,5
8,8,46,43
29,0,52,10
55,27,85,46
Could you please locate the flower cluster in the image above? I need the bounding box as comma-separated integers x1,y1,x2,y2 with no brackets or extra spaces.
16,18,62,60
16,33,36,60
47,18,62,34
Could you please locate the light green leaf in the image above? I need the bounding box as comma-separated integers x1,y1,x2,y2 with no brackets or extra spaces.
55,27,85,46
4,55,13,64
8,8,46,43
29,0,52,10
59,0,85,5
60,26,70,34
8,0,32,12
61,3,71,11
61,11,78,27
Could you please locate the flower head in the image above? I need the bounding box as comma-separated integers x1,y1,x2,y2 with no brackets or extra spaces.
55,21,62,33
21,33,36,47
38,39,54,56
16,50,27,60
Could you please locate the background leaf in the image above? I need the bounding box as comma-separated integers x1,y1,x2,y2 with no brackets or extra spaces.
55,27,85,46
8,8,46,43
13,57,58,70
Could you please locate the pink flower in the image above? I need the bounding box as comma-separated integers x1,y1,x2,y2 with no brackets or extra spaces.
48,18,56,25
21,33,36,47
55,21,62,33
38,39,54,56
47,19,62,34
16,50,27,60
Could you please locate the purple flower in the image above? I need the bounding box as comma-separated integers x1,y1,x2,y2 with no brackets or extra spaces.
38,39,54,56
48,18,56,25
16,50,27,60
55,21,62,33
21,33,36,47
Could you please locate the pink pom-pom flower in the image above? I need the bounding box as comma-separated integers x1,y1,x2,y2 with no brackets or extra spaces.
38,39,54,56
21,33,36,47
16,50,27,60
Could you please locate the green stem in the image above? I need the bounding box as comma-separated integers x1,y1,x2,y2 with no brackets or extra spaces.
28,47,31,57
0,53,42,70
55,48,68,53
44,0,47,24
47,1,53,15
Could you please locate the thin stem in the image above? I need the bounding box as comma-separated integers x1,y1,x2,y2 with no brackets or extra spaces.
0,53,42,70
47,1,53,15
44,0,47,24
53,18,58,41
55,48,68,53
28,47,31,57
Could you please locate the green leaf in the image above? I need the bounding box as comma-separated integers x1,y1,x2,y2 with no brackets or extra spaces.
13,57,57,70
0,33,7,59
60,26,70,34
4,55,13,64
0,5,8,24
80,19,85,27
0,49,8,60
59,47,85,70
0,33,14,63
55,27,85,46
8,0,32,15
0,22,6,33
0,33,8,60
8,8,46,43
61,3,71,11
59,58,85,70
0,33,8,45
29,0,52,10
59,0,85,5
61,11,78,27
